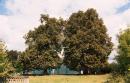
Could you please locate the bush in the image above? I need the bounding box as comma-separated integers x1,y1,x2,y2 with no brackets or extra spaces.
124,73,130,83
104,74,125,83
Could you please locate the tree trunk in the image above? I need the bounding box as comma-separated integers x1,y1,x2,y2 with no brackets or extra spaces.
23,70,25,75
80,70,83,74
43,69,48,75
83,68,90,74
52,69,55,75
23,67,26,75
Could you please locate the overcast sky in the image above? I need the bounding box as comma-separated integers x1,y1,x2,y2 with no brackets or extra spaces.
0,0,130,62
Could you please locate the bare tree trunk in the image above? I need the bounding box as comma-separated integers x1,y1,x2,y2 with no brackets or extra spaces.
88,69,90,74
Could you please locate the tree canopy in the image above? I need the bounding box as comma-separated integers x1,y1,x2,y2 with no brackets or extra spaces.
22,8,113,75
0,41,14,77
64,8,113,74
23,15,65,74
116,28,130,74
7,50,22,73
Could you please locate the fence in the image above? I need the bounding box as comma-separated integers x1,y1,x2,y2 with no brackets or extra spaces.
0,77,6,83
0,76,29,83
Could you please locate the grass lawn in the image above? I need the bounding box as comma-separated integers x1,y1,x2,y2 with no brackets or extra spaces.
29,74,110,83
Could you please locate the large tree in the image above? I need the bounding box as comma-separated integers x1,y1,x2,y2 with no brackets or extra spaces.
0,41,14,77
23,15,65,74
64,8,113,74
116,28,130,74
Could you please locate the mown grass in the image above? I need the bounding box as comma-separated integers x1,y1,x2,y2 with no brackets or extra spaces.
29,74,110,83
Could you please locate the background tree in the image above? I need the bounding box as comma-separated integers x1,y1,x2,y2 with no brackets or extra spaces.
23,15,65,74
0,41,14,77
7,50,22,73
7,50,19,62
19,51,32,74
64,8,113,74
116,28,130,74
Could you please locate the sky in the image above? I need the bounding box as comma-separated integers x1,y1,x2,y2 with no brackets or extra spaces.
0,0,130,63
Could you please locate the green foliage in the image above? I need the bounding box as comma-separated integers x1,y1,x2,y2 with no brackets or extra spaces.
7,50,19,62
7,50,22,73
116,28,130,74
104,73,130,83
0,41,14,77
104,74,125,83
23,15,65,74
22,8,113,74
64,8,113,74
108,62,118,73
125,73,130,83
106,28,130,83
